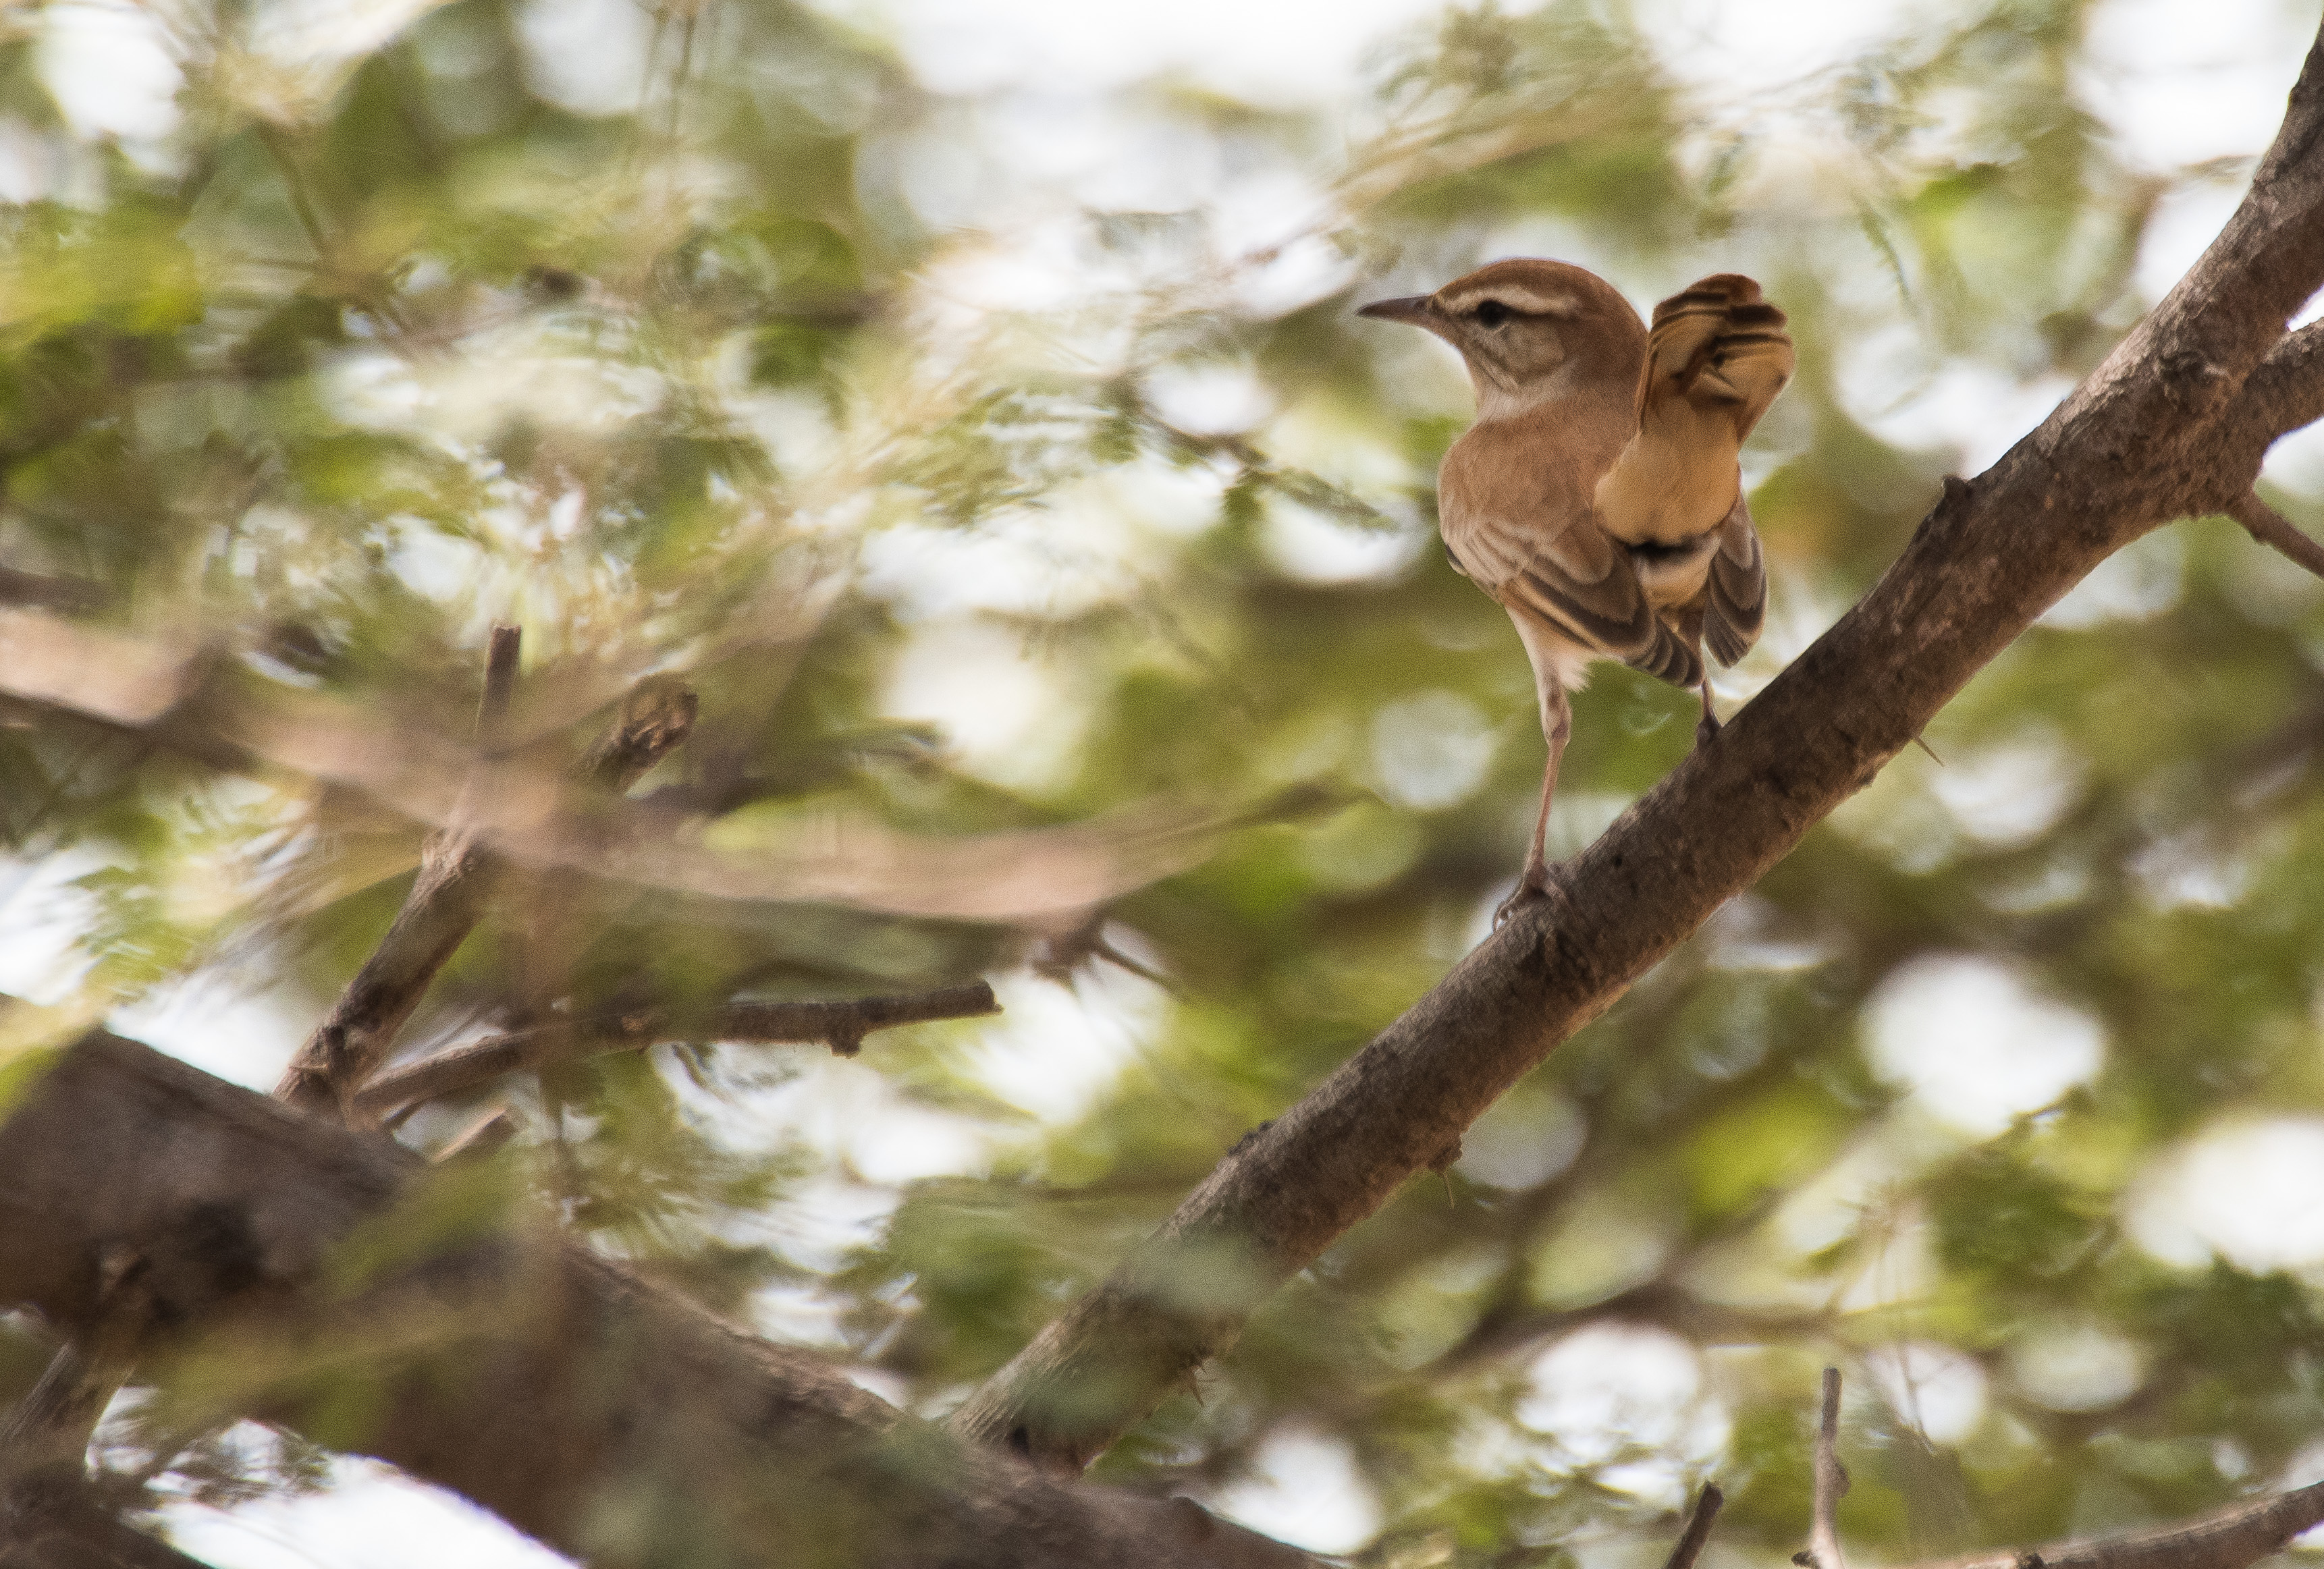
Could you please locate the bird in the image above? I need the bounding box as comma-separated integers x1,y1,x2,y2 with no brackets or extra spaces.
1358,260,1793,920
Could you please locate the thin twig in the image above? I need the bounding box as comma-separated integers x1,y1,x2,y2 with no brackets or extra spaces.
275,640,700,1123
358,981,1000,1118
275,626,526,1122
1661,1483,1724,1569
433,1105,517,1163
2227,489,2324,580
576,677,697,790
1798,1367,1849,1569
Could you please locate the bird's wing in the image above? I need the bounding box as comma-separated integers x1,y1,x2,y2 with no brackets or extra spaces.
1443,411,1703,688
1449,509,1702,688
1702,491,1766,667
1594,273,1793,547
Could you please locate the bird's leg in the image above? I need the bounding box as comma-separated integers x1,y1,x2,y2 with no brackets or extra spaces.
1696,677,1721,748
1496,684,1571,927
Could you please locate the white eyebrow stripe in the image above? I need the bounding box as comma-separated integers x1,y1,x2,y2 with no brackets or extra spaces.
1438,284,1581,316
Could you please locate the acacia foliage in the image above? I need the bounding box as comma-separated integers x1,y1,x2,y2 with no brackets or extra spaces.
0,0,2321,1562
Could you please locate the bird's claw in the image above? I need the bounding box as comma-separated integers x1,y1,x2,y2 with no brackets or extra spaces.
1694,711,1722,748
1493,869,1554,929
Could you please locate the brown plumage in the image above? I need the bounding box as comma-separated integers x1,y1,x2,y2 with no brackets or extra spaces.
1359,260,1793,916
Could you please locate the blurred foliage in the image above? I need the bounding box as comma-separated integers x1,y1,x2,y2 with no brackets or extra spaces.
0,0,2321,1562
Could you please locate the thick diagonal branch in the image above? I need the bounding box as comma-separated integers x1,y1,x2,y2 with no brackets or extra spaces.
356,981,1000,1119
946,19,2324,1471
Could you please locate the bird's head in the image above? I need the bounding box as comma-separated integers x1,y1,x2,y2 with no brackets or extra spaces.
1359,258,1646,419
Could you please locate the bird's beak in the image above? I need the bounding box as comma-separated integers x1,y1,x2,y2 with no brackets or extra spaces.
1357,294,1437,326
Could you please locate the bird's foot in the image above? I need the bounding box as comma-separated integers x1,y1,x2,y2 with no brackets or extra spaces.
1492,864,1555,929
1694,710,1723,749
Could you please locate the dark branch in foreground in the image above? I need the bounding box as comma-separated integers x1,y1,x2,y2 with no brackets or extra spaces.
0,640,678,1545
945,18,2324,1474
0,1466,217,1568
356,981,1001,1118
0,1030,1317,1569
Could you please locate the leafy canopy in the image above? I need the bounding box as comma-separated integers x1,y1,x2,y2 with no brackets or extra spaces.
1,0,2321,1560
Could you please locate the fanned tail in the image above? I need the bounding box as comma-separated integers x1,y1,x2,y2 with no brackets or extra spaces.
1594,274,1795,548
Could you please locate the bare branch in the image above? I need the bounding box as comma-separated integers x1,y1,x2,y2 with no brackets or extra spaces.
432,1105,517,1163
0,1029,1322,1569
274,642,698,1122
0,566,103,613
1796,1368,1848,1569
1661,1483,1723,1569
273,626,528,1122
2236,316,2324,443
1899,1481,2324,1569
358,981,1001,1119
946,16,2324,1477
2227,489,2324,578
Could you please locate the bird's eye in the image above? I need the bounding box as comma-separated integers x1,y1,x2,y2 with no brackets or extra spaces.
1474,300,1512,328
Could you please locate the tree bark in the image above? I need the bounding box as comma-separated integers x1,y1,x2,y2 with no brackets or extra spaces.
0,1031,1318,1569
